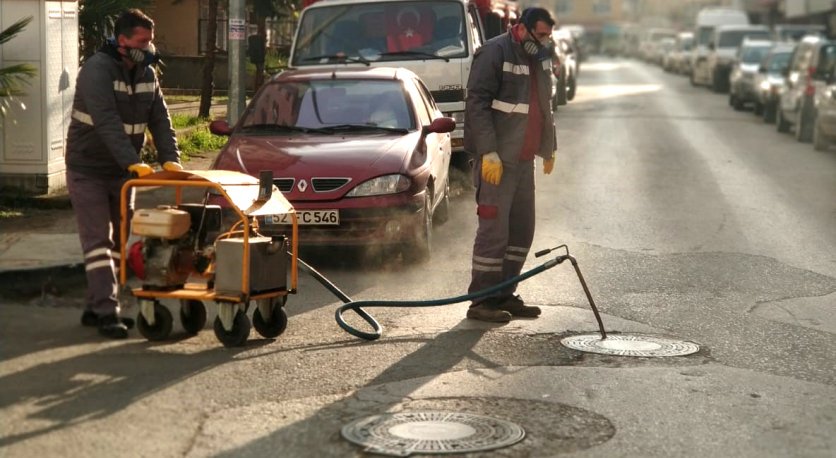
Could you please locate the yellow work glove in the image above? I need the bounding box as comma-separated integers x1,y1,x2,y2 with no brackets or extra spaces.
543,156,555,175
162,161,184,172
127,163,154,178
481,152,503,185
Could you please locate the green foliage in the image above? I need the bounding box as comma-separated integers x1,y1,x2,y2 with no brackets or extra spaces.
0,17,37,119
170,114,206,129
177,127,228,156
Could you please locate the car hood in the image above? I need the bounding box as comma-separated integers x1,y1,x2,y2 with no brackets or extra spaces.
212,132,420,201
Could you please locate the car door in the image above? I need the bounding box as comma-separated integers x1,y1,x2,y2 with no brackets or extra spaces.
410,77,450,207
783,43,811,114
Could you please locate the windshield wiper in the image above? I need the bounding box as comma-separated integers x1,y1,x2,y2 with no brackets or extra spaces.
321,124,409,134
300,54,371,66
238,124,333,134
378,51,449,62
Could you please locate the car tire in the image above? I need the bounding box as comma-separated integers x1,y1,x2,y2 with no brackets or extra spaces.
434,179,450,225
403,195,432,262
813,120,829,151
795,107,814,143
776,108,791,133
763,103,776,124
711,69,724,93
732,96,744,111
567,75,577,101
690,69,698,86
557,68,568,106
753,102,763,116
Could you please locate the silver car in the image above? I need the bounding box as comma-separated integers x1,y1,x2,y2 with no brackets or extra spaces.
753,43,794,123
776,36,836,142
813,73,836,150
729,39,772,110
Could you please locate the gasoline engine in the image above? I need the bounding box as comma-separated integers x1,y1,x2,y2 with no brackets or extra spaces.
129,204,222,290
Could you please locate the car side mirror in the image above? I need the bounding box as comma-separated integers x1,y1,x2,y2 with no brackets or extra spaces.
423,117,456,135
209,119,232,136
708,43,715,51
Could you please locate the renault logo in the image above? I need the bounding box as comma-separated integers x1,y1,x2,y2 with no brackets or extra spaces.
297,179,308,192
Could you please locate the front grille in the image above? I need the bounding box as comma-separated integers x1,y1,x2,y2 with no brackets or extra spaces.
312,178,350,192
274,178,294,192
431,88,467,103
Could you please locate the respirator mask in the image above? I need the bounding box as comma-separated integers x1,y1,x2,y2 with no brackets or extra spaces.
124,43,160,66
522,26,552,56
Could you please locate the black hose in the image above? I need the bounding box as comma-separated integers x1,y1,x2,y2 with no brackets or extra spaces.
297,247,607,341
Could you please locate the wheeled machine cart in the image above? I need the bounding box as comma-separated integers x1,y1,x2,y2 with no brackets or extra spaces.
118,169,298,347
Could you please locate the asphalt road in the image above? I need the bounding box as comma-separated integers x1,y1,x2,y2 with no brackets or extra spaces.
1,57,835,457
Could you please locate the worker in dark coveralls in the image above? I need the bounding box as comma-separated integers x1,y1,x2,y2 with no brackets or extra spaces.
463,7,556,322
65,9,182,338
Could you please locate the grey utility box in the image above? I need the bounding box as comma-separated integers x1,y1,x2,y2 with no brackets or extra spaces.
214,237,287,296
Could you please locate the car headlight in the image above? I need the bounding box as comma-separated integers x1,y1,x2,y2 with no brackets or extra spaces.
759,80,771,91
346,174,411,197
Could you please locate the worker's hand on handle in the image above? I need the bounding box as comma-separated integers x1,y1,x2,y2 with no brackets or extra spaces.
162,161,184,172
127,163,154,178
543,155,555,175
481,152,503,185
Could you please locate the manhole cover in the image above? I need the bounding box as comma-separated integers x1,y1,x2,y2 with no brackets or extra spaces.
341,410,525,456
561,333,700,357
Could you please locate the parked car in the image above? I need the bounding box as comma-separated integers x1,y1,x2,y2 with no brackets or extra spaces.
690,7,750,87
550,28,579,107
813,73,836,150
776,36,836,142
773,24,826,42
208,67,455,259
664,32,694,74
729,39,773,110
753,43,795,123
706,24,770,92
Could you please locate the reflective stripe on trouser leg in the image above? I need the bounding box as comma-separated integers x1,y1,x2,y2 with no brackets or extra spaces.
67,169,133,316
468,161,535,305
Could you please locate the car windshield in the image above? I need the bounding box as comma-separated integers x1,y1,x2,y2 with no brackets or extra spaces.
767,52,791,71
741,45,771,63
239,79,415,132
292,1,467,65
718,30,770,48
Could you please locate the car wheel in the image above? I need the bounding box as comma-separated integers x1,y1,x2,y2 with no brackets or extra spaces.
567,75,577,101
557,68,568,106
728,92,735,107
732,95,744,111
813,121,829,151
403,195,432,262
433,179,450,225
796,107,814,143
690,69,698,86
776,108,791,133
753,102,763,116
763,103,775,124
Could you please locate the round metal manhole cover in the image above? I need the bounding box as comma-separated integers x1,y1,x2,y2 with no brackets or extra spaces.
341,410,525,456
561,333,700,357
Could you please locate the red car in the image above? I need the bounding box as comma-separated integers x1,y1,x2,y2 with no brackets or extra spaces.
209,67,455,259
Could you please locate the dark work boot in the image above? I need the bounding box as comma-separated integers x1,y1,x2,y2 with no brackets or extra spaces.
466,299,512,322
497,295,541,317
82,309,135,329
98,314,129,339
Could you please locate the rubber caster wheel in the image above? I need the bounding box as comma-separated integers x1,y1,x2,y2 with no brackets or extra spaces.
179,299,207,335
213,312,251,347
253,306,288,338
137,301,173,341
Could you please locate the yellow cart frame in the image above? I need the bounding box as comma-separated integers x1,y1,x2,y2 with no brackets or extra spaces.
118,169,298,346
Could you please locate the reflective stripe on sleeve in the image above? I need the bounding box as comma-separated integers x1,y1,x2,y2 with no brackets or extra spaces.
491,100,529,114
72,109,94,126
503,62,530,75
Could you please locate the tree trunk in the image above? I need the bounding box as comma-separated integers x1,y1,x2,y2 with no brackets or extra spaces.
199,0,219,118
254,16,267,90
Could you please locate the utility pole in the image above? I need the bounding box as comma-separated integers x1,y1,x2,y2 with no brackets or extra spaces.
228,0,247,124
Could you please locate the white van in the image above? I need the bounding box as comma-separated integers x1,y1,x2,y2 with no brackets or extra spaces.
705,24,770,92
690,7,749,87
288,0,486,155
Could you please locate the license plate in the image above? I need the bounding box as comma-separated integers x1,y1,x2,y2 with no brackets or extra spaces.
270,210,339,225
